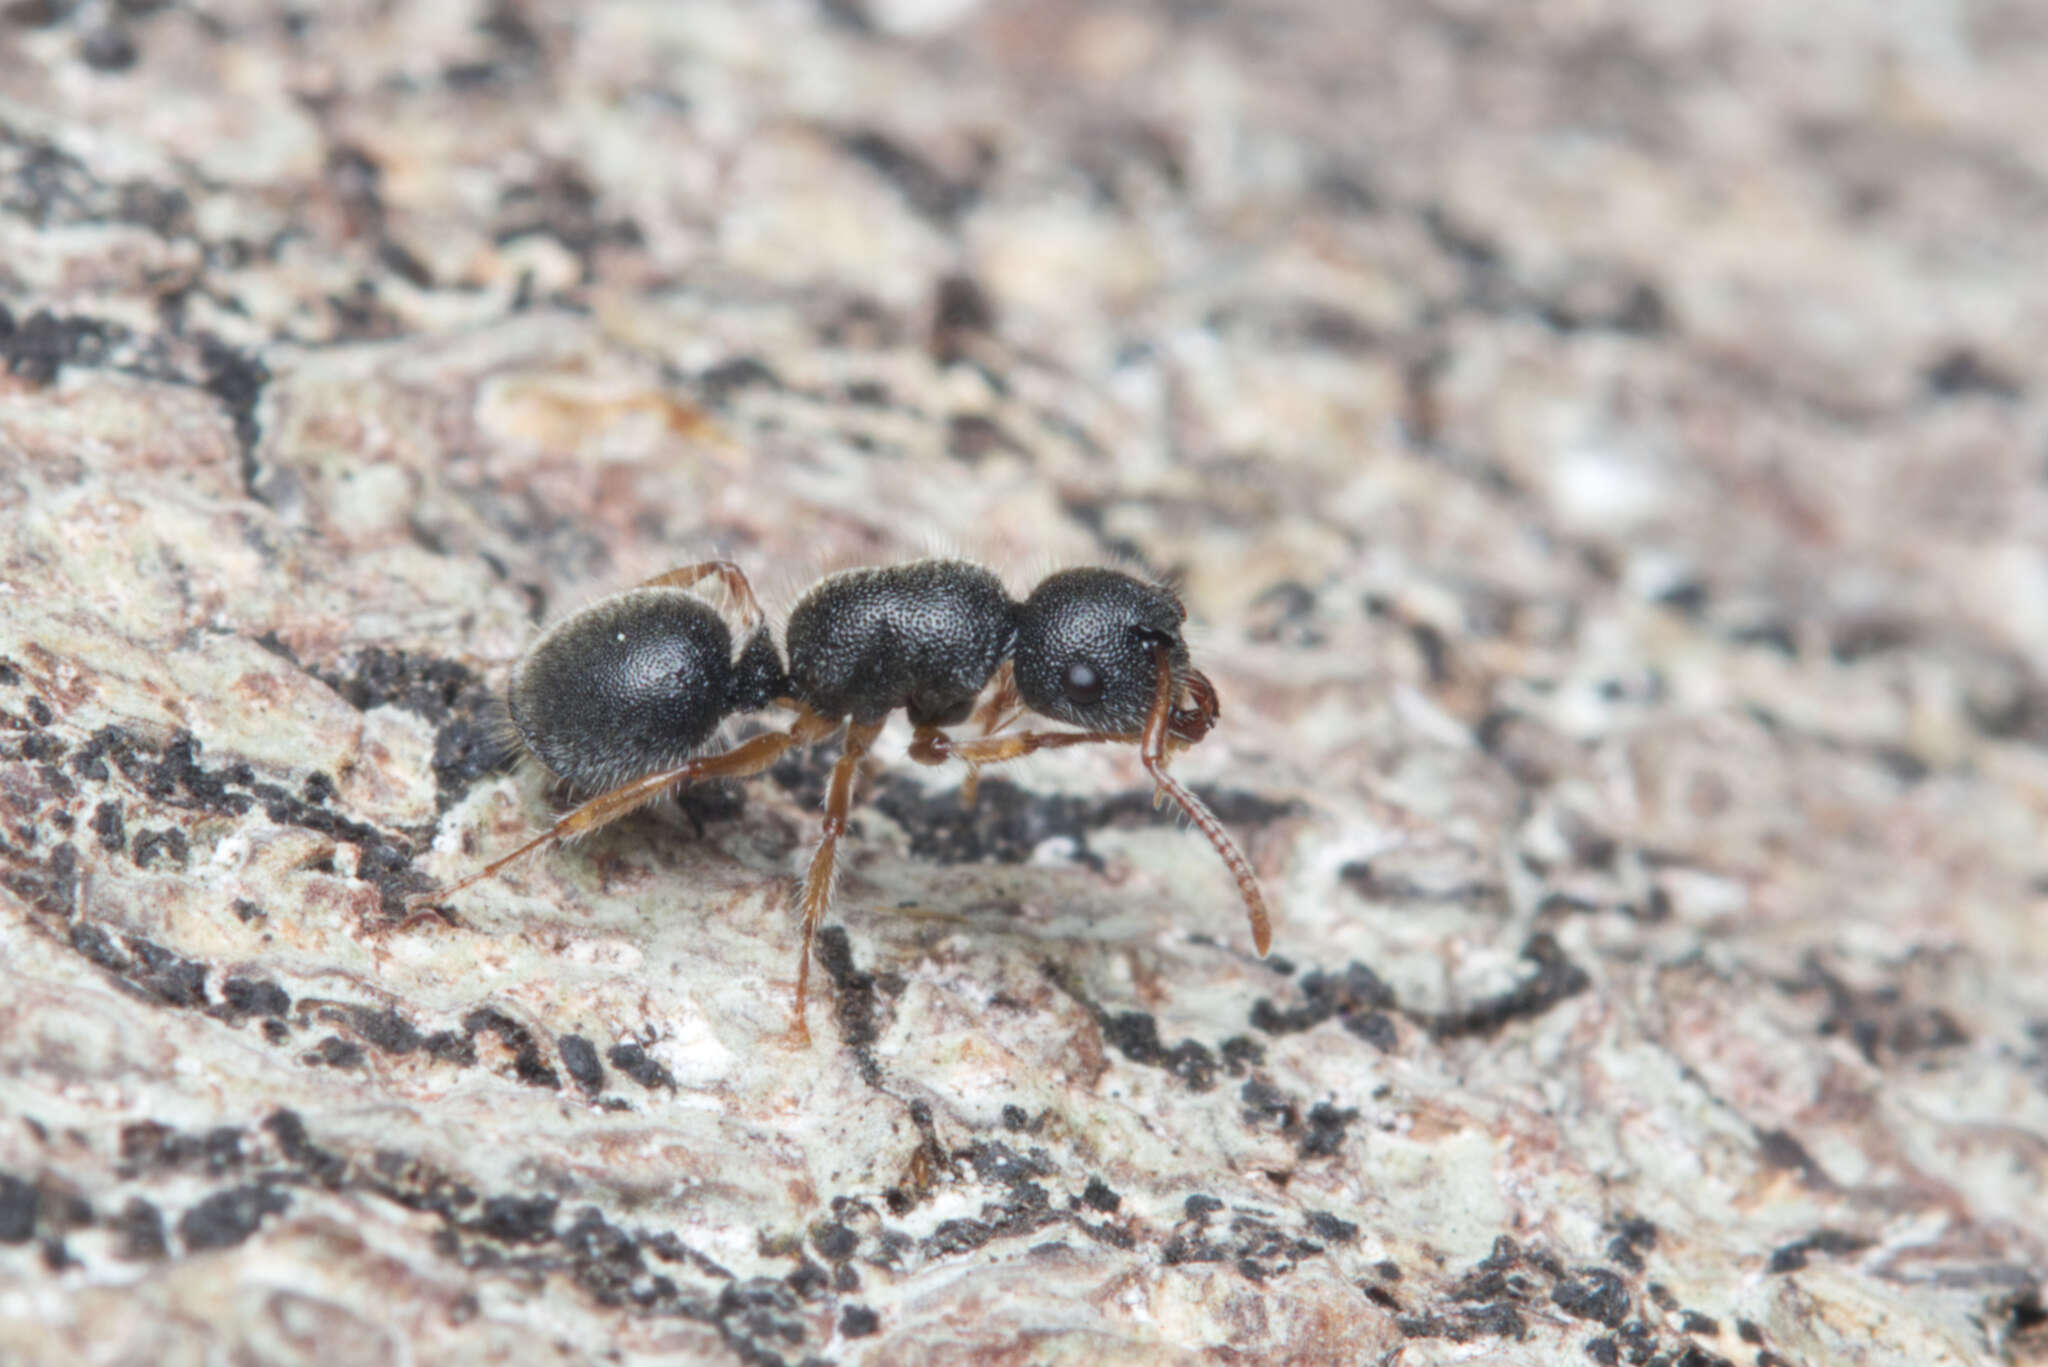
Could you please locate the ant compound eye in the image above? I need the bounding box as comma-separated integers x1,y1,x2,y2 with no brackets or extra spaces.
1063,660,1104,706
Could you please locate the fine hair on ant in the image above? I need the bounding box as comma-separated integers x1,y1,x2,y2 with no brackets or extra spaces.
421,557,1271,1043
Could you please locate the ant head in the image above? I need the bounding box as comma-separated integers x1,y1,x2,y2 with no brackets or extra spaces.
1013,568,1200,734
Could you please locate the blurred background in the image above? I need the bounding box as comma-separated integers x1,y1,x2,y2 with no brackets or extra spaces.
2,3,2045,1364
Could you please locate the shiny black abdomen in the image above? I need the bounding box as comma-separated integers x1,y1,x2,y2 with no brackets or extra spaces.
784,560,1015,727
510,588,747,790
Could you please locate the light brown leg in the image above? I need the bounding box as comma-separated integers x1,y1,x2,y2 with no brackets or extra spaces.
911,674,1273,956
909,720,1134,820
908,723,1129,769
419,706,839,908
635,559,766,630
954,662,1024,806
970,662,1024,736
1136,643,1272,955
791,718,886,1045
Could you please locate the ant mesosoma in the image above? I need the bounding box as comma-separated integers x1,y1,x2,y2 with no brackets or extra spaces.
423,558,1272,1043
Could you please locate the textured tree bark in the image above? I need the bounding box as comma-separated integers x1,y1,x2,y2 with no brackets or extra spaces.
2,2,2046,1365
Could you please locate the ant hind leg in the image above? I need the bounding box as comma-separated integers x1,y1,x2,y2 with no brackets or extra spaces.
418,706,839,911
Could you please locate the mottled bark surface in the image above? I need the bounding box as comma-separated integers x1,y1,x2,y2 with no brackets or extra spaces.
3,2,2046,1364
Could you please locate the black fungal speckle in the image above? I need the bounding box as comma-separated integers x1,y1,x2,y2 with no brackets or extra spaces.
263,1109,346,1188
840,129,973,222
839,1304,880,1338
118,1120,244,1176
1428,933,1590,1038
177,1184,289,1251
69,920,128,973
1922,346,2020,400
425,1030,478,1067
1307,1211,1359,1244
1299,1101,1359,1158
314,650,499,810
462,1007,560,1089
605,1041,674,1091
1767,1228,1869,1274
1251,960,1396,1036
1395,1303,1527,1342
1605,1216,1657,1272
111,1196,166,1260
872,772,1293,874
1754,1128,1831,1187
129,826,189,869
1803,959,1969,1064
89,799,124,852
959,1140,1055,1187
126,936,207,1007
1552,1267,1631,1328
1081,1177,1120,1213
2,309,106,385
1098,1010,1219,1091
816,924,884,1061
303,1035,366,1069
814,1222,858,1262
61,727,428,918
0,1174,36,1242
697,355,783,403
558,1035,603,1096
78,23,137,69
475,1193,559,1244
349,1005,422,1054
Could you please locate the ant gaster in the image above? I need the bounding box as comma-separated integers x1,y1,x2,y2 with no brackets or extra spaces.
427,558,1272,1043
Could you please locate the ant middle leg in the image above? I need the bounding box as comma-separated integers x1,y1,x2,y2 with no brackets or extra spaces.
634,559,767,630
791,717,886,1045
423,706,840,907
951,662,1025,807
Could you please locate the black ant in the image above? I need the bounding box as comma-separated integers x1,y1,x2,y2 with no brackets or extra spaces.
422,558,1271,1043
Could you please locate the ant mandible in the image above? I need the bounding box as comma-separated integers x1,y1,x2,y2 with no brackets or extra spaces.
423,557,1272,1043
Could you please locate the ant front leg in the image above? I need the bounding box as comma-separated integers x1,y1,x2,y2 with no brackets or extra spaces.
635,559,767,630
907,723,1131,772
791,717,885,1046
418,705,839,910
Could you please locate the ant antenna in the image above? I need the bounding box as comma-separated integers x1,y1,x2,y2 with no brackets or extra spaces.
1137,636,1271,955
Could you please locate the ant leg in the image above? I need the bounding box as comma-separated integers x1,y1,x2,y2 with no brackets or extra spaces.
1136,643,1272,955
970,662,1024,736
423,706,839,907
791,718,886,1045
953,663,1025,807
907,724,1130,769
910,709,1274,956
635,560,767,630
1171,668,1220,745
